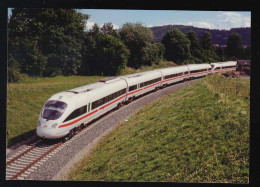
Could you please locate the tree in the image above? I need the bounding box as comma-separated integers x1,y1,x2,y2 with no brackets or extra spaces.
140,43,162,66
119,23,154,68
244,47,251,59
8,8,88,77
154,43,165,62
201,31,213,50
81,24,130,76
187,30,203,62
100,22,120,38
161,28,190,64
215,47,225,61
226,32,244,59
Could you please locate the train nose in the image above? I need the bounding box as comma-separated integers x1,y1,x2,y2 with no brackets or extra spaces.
36,127,58,139
36,126,68,139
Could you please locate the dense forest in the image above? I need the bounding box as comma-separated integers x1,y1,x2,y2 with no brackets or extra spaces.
150,25,251,46
8,8,251,83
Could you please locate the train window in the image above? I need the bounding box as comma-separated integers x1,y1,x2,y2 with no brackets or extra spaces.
190,69,207,74
41,100,68,120
90,88,127,111
42,109,63,120
64,109,80,122
129,85,137,92
100,98,105,105
101,98,105,105
79,106,86,115
108,94,113,101
104,97,107,104
92,100,98,110
225,66,235,69
64,105,88,122
140,77,160,88
113,92,116,99
165,73,183,79
44,100,67,110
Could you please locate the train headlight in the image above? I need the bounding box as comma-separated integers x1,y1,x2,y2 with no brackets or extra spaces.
51,123,58,128
38,121,41,127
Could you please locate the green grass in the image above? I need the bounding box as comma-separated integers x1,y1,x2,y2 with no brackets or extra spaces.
6,76,106,147
67,74,250,183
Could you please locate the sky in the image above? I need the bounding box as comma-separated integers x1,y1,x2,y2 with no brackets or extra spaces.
79,9,251,30
8,9,251,30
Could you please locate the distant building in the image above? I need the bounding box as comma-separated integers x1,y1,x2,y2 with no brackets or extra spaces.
236,60,250,75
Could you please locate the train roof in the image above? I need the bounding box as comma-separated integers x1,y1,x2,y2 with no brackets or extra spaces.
158,65,188,71
119,70,162,85
187,63,211,70
211,61,237,67
48,78,127,103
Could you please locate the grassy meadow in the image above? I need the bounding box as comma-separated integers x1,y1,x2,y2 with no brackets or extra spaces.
67,73,250,183
6,76,106,147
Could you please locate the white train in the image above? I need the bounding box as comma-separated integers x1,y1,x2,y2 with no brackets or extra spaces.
36,61,237,139
211,61,237,73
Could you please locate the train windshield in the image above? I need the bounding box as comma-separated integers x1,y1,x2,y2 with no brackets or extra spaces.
41,100,67,120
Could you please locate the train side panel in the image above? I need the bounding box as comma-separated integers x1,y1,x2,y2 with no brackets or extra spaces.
159,65,189,86
187,64,212,78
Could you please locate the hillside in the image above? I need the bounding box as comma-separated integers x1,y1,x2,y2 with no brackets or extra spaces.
150,25,251,47
67,74,249,183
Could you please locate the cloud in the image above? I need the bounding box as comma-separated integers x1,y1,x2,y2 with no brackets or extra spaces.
186,21,215,29
85,22,120,30
217,12,251,29
100,23,120,30
85,21,95,30
112,24,120,30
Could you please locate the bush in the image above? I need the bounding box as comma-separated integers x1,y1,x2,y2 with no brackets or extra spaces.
8,67,20,83
8,58,30,83
8,68,30,83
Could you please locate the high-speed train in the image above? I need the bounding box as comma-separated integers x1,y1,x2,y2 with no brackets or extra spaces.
36,61,237,139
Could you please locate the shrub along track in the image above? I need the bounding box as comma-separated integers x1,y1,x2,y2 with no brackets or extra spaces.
6,78,200,180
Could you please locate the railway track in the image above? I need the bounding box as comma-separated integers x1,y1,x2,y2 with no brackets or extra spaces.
6,138,63,180
5,103,117,180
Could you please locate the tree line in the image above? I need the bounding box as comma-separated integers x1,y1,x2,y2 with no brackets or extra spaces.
8,8,251,82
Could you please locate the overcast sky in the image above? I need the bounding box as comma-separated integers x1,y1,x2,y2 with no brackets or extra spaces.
8,9,251,30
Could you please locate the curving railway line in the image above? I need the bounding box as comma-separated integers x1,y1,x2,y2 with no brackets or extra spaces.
6,61,237,180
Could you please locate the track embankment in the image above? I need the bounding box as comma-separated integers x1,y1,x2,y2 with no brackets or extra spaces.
6,78,200,180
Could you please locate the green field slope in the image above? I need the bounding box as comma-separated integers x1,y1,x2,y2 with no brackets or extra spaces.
67,74,250,183
6,76,106,147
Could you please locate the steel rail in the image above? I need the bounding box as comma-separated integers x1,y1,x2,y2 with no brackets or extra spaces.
10,141,63,180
